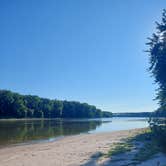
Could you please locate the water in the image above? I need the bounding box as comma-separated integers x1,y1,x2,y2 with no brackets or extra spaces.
0,117,148,147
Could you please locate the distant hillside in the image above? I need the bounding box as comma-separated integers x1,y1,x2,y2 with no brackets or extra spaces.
113,112,152,117
0,90,112,119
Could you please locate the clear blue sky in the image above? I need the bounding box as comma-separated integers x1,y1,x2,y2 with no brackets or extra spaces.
0,0,165,112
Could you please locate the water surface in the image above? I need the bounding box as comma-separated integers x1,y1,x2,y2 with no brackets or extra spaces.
0,117,148,147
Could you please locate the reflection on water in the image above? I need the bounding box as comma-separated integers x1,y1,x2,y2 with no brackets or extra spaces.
0,118,148,147
0,119,103,147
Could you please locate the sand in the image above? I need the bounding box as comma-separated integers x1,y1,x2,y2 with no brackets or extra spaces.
0,128,165,166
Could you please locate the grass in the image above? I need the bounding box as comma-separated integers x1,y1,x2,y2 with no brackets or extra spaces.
107,141,133,156
107,128,151,157
132,128,161,163
106,128,162,164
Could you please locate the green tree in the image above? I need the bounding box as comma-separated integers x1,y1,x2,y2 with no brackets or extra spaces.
147,9,166,150
0,90,14,118
12,98,27,118
51,100,63,118
0,90,112,119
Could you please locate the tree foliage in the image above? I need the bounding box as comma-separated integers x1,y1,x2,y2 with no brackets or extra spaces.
147,9,166,150
147,10,166,101
0,90,112,119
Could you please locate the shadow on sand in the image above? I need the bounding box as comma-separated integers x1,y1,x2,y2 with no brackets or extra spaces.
81,152,104,166
81,130,166,166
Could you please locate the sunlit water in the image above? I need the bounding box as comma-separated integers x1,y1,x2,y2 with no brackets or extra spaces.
0,117,149,147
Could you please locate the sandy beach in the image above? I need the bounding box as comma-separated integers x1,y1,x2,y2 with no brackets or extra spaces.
0,128,149,166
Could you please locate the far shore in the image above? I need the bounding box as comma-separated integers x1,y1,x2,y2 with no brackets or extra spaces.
0,128,161,166
0,117,112,121
0,118,63,121
0,116,150,121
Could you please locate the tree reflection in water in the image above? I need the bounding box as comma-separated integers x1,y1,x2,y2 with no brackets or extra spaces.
0,119,105,147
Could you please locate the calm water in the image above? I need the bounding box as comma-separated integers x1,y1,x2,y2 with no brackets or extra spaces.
0,117,148,147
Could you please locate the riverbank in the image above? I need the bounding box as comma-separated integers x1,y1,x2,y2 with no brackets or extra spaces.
0,128,165,166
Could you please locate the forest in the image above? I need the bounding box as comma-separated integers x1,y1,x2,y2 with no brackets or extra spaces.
0,90,112,119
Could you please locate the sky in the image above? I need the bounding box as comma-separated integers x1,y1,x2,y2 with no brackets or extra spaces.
0,0,165,113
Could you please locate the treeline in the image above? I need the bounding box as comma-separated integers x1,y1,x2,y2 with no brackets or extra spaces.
113,112,152,117
147,10,166,150
0,90,112,119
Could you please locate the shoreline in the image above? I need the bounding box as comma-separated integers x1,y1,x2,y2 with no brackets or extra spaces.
0,128,147,166
0,127,145,150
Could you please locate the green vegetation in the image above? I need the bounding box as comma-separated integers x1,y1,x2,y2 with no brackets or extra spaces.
107,142,133,156
132,129,160,163
130,128,152,142
106,129,161,164
147,9,166,150
0,90,112,119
